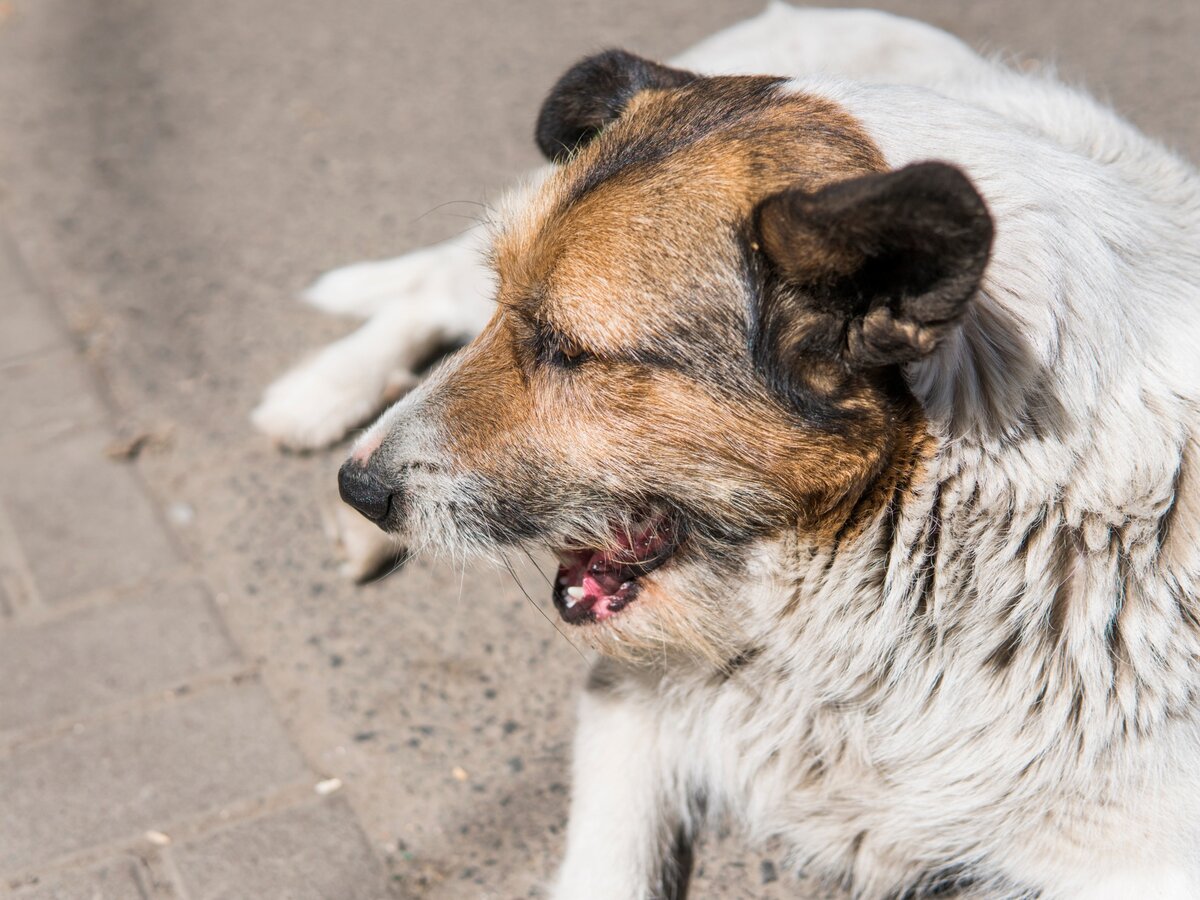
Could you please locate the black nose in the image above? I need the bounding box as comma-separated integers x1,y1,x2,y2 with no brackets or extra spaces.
337,461,394,522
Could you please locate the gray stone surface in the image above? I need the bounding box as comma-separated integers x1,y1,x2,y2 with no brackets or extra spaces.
0,0,1196,897
173,798,390,900
0,424,179,605
0,235,64,362
0,578,238,734
11,857,150,900
0,288,65,364
0,351,104,437
0,682,308,871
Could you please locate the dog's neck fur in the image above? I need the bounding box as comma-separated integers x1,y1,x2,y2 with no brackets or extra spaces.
663,81,1200,879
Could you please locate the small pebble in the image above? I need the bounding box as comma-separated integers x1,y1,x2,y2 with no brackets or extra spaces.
452,766,469,782
315,777,343,795
167,503,195,526
145,830,171,846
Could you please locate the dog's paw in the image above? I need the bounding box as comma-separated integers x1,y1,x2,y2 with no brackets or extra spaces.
325,500,405,582
252,354,417,451
303,242,476,319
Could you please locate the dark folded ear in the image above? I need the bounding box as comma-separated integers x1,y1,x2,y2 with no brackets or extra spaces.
535,49,697,162
753,162,994,369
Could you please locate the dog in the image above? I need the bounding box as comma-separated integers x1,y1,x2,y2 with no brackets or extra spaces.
254,5,1200,897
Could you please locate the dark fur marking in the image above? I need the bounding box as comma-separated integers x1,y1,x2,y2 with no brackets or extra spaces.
872,451,915,576
887,864,988,900
878,492,902,565
754,163,994,373
985,626,1023,672
723,646,763,676
471,488,549,544
1178,585,1200,632
913,297,1071,443
922,669,946,711
567,74,788,207
654,825,695,900
1023,682,1049,725
1046,526,1081,643
827,456,898,560
847,829,868,877
1014,506,1049,560
535,49,697,162
585,658,621,694
737,230,882,435
801,754,827,784
1106,537,1133,667
911,484,944,618
1067,687,1085,731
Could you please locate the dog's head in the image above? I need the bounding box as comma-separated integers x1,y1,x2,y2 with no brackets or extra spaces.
341,51,993,664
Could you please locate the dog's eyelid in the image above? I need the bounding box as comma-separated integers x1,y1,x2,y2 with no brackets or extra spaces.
532,318,593,369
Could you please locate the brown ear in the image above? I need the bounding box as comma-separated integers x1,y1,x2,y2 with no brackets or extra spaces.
754,162,994,368
535,49,697,162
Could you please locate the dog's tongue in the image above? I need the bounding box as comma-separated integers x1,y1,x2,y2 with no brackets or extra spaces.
582,524,663,596
582,553,626,597
557,520,670,611
561,548,624,598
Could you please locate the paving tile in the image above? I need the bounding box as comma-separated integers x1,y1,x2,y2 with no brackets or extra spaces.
0,351,105,436
0,579,240,734
0,426,177,605
0,682,309,873
11,856,149,900
173,798,393,900
0,287,64,362
0,232,63,363
0,499,38,619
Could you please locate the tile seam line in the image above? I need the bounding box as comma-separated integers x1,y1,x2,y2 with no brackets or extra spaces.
0,661,261,755
0,219,193,569
1,777,324,891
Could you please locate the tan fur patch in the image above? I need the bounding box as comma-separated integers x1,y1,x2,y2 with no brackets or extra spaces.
430,76,938,657
493,80,885,354
435,79,931,551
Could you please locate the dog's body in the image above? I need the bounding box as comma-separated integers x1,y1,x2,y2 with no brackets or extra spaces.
256,6,1200,897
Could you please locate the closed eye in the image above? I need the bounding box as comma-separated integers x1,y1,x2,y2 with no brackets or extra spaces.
535,321,593,369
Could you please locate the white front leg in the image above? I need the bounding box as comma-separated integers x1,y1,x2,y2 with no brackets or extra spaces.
300,225,491,320
554,681,691,900
252,230,495,450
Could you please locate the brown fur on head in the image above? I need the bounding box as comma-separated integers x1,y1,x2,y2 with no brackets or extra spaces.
349,50,993,666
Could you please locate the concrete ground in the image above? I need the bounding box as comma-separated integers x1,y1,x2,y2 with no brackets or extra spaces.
0,1,1197,897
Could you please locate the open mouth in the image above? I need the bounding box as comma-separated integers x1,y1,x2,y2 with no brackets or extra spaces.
551,515,679,624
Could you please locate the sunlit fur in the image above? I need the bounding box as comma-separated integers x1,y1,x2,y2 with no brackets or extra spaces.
262,5,1200,898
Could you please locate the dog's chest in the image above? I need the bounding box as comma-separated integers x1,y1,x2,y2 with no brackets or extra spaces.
671,627,1063,838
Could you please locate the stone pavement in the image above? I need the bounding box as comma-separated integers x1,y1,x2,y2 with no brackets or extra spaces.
0,1,1197,898
0,223,394,898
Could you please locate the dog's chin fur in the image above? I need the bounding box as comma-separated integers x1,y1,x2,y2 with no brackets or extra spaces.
572,563,750,669
267,5,1200,898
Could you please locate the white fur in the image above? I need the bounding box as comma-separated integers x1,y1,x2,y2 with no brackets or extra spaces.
257,5,1200,896
251,227,493,450
552,689,690,898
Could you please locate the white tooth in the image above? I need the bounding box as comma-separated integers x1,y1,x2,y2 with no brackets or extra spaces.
565,597,576,609
620,582,633,591
566,586,585,600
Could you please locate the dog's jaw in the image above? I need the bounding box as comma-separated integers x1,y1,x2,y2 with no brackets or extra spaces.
551,515,678,624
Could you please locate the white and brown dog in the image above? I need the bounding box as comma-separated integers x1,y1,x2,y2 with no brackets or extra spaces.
254,5,1200,898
